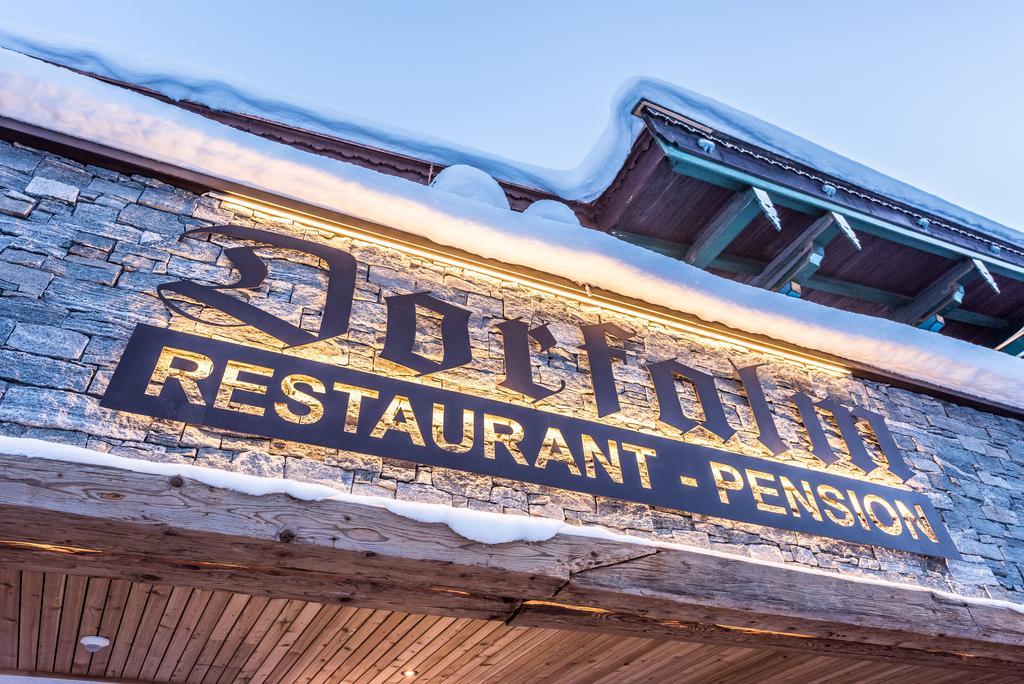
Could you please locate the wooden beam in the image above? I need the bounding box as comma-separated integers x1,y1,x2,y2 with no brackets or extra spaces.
995,323,1024,356
608,230,1008,330
609,229,687,260
892,260,999,331
684,187,782,269
751,211,860,296
1,454,1023,671
659,140,1024,282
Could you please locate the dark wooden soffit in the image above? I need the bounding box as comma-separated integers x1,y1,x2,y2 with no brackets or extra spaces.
588,114,1024,350
637,105,1024,266
1,455,1023,672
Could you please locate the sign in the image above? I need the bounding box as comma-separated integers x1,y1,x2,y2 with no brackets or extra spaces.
101,226,959,558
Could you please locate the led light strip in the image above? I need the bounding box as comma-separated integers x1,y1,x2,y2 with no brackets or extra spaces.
210,192,850,376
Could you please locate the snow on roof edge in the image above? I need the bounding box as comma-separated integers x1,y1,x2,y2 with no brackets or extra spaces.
0,25,1019,247
1,46,1023,411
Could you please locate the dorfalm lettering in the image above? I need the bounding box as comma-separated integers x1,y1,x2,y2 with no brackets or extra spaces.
98,226,947,555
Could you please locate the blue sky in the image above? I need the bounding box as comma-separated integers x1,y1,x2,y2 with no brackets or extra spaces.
6,1,1024,228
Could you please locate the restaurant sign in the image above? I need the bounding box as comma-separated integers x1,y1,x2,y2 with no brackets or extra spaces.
102,227,958,558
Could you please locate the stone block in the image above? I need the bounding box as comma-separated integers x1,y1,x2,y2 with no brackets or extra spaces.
24,177,79,203
396,481,453,506
352,480,397,498
529,487,595,512
34,159,93,188
87,369,112,396
0,349,92,391
86,177,144,202
60,313,132,339
432,468,492,500
111,443,193,465
192,202,235,224
381,458,417,482
982,505,1018,525
0,298,67,326
587,498,654,531
947,559,999,584
0,248,44,269
71,202,120,226
81,336,126,366
489,485,528,510
529,501,565,520
284,458,355,492
0,261,52,297
0,143,42,173
139,187,197,214
92,195,129,211
0,384,150,440
118,204,185,236
22,427,90,447
32,198,73,219
181,426,223,448
46,277,169,325
0,192,35,219
42,257,121,286
748,544,786,563
7,322,88,360
957,538,1004,561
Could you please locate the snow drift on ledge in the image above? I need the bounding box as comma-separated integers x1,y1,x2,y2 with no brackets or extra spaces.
0,47,1022,408
0,25,1019,245
5,435,1022,614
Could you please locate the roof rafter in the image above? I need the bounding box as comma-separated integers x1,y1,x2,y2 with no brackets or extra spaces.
658,139,1024,280
892,259,1000,332
684,187,781,269
750,211,860,297
608,229,1010,334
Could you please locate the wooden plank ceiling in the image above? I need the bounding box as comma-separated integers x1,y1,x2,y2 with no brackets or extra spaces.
1,570,1017,684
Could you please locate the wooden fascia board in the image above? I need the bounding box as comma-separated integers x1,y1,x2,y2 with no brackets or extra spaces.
1,455,1023,671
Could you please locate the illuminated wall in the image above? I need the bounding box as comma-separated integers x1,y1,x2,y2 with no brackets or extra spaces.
0,140,1020,601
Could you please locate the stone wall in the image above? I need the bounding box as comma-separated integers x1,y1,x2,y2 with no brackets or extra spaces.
0,139,1021,603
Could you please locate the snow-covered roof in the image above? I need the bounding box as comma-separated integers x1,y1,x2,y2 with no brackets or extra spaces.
0,27,1018,247
0,43,1023,410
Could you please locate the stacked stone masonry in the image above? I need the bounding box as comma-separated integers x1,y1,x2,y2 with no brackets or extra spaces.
0,139,1021,602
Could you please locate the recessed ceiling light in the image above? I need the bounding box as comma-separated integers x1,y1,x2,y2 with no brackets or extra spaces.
402,670,417,678
80,635,110,653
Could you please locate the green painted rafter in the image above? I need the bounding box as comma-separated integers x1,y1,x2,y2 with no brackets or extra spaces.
892,259,1000,332
607,229,1008,332
683,187,782,269
750,211,860,297
659,140,1024,281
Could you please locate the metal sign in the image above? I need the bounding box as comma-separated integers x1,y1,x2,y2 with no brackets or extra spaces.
100,226,959,558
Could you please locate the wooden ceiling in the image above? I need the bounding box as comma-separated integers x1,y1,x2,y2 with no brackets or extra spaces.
592,117,1024,351
2,570,1017,684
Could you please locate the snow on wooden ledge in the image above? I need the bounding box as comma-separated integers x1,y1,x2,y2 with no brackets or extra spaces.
4,435,1023,617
